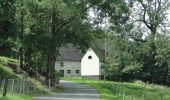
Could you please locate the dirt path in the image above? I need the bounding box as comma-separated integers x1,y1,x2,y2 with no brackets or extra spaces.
33,80,100,100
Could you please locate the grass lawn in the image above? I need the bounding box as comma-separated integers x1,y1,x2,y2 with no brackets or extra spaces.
0,86,64,100
62,77,170,100
0,94,32,100
0,89,37,100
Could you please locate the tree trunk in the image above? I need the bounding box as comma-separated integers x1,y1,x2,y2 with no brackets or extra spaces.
46,6,57,87
0,75,4,89
147,33,157,83
3,78,8,96
19,0,24,69
46,48,56,87
19,48,24,69
25,47,32,71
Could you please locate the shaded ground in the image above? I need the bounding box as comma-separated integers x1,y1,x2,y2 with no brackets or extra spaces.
33,80,100,100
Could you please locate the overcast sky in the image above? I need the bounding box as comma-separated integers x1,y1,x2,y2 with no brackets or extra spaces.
88,1,170,37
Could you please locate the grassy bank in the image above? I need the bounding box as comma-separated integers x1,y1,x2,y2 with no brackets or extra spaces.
0,94,32,100
0,56,46,100
0,57,64,100
62,77,170,100
0,56,19,77
0,88,33,100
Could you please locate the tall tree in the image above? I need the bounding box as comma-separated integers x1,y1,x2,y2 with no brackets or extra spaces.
18,0,100,86
130,0,170,83
45,0,97,86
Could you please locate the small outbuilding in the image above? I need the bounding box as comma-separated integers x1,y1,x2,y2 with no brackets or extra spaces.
81,48,100,76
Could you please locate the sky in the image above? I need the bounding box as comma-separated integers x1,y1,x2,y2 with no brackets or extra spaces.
88,0,170,38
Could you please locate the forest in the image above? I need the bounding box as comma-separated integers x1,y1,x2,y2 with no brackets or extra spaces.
0,0,170,88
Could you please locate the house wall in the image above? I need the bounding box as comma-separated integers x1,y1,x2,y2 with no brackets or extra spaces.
81,49,100,76
55,60,81,77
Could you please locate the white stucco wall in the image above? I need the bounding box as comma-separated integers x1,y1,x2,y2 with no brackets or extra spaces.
81,48,100,76
55,61,81,76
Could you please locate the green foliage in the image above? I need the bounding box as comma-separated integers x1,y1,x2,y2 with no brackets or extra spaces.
100,0,170,85
107,37,143,81
0,0,16,56
54,71,62,78
0,0,103,81
0,56,19,77
122,62,143,74
88,0,130,33
0,0,16,37
0,56,48,97
106,35,170,85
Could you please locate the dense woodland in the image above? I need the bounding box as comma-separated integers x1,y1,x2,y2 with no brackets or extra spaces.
0,0,170,87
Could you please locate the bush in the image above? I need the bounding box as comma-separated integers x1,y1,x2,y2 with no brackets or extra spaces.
54,71,62,85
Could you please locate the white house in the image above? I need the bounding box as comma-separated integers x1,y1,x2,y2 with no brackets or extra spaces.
55,44,105,77
81,48,100,76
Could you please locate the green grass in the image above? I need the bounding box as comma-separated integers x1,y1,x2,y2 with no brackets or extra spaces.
0,91,33,100
0,87,64,100
62,77,170,100
0,94,32,100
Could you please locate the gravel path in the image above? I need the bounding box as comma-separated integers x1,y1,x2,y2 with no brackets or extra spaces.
33,80,100,100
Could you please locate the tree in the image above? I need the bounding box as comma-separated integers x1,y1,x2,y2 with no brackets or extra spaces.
96,0,170,85
46,0,100,86
129,0,170,83
19,0,24,69
0,0,16,56
106,36,143,81
15,0,101,86
155,36,170,84
133,0,169,34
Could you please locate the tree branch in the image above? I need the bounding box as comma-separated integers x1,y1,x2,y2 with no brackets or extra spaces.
55,5,93,34
128,35,147,42
137,0,152,30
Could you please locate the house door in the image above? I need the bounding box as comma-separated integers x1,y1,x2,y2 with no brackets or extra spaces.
60,70,64,77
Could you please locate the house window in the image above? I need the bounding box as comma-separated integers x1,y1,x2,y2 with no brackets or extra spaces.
88,55,92,59
60,62,64,67
60,70,64,74
76,70,79,74
67,70,71,74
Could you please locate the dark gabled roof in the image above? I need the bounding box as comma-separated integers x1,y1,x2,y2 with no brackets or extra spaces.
92,48,105,62
56,44,106,62
56,44,83,61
